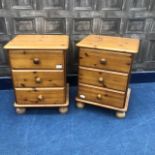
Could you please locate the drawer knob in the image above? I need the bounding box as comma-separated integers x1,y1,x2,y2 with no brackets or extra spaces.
98,77,104,83
35,77,42,83
37,95,43,101
97,94,102,100
100,58,107,65
33,58,40,64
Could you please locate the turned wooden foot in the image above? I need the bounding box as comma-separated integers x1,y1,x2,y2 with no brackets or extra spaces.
76,102,85,109
59,107,68,114
116,111,126,118
16,108,26,114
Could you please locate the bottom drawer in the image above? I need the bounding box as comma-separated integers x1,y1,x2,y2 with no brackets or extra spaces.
78,84,125,108
15,88,65,105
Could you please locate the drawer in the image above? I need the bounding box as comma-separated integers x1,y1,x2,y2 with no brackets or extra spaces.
12,70,64,88
79,67,128,91
79,48,132,73
78,84,125,108
15,87,65,105
9,50,64,69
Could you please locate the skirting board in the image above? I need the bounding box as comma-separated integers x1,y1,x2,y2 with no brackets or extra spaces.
0,71,155,90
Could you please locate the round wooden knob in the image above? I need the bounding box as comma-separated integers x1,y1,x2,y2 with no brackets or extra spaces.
37,95,43,101
98,77,104,83
33,58,40,64
100,58,107,65
35,77,42,83
97,94,102,100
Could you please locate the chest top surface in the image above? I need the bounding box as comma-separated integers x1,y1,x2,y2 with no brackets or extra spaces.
4,35,69,50
76,35,140,54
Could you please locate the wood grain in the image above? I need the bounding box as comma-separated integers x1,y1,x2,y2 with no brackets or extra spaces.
12,70,64,88
78,84,125,108
14,83,70,107
15,87,65,105
5,35,69,110
79,48,132,73
79,66,128,91
9,50,64,69
76,88,131,112
4,35,69,50
77,35,140,53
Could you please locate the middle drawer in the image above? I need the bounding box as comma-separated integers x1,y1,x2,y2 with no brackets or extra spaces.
12,70,64,88
79,67,128,91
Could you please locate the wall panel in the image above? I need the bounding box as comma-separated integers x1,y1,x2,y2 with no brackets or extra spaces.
0,0,155,76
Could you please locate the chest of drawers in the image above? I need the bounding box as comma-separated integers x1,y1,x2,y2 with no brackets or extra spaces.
4,35,69,114
75,35,140,118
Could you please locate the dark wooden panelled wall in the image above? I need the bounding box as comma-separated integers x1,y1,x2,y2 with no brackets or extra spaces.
0,0,155,76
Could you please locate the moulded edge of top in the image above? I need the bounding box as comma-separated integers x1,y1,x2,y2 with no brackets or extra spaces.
76,35,140,54
4,35,69,50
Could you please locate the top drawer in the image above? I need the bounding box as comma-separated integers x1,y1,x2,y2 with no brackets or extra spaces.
9,50,64,69
79,48,132,73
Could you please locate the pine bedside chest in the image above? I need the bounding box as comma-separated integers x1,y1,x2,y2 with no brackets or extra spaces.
4,35,69,114
75,35,140,118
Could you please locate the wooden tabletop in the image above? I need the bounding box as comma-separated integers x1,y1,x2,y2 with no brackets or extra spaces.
4,35,69,50
76,35,140,53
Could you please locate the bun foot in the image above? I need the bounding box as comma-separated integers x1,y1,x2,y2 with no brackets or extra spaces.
116,111,126,118
76,102,85,109
59,107,68,114
16,108,26,114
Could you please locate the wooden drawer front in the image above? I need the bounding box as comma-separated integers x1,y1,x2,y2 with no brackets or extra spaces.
15,88,65,105
9,50,64,69
78,84,125,108
12,70,64,88
79,67,128,91
79,48,132,73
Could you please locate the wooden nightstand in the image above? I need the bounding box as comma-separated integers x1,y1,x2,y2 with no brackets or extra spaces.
75,35,140,118
4,35,69,114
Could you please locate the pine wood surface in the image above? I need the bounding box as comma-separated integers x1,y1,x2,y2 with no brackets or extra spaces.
9,50,64,69
14,83,69,108
77,35,140,53
15,87,65,105
79,48,132,73
12,70,64,88
76,88,131,112
5,35,69,109
4,35,69,50
78,84,125,108
76,35,139,114
78,66,128,91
